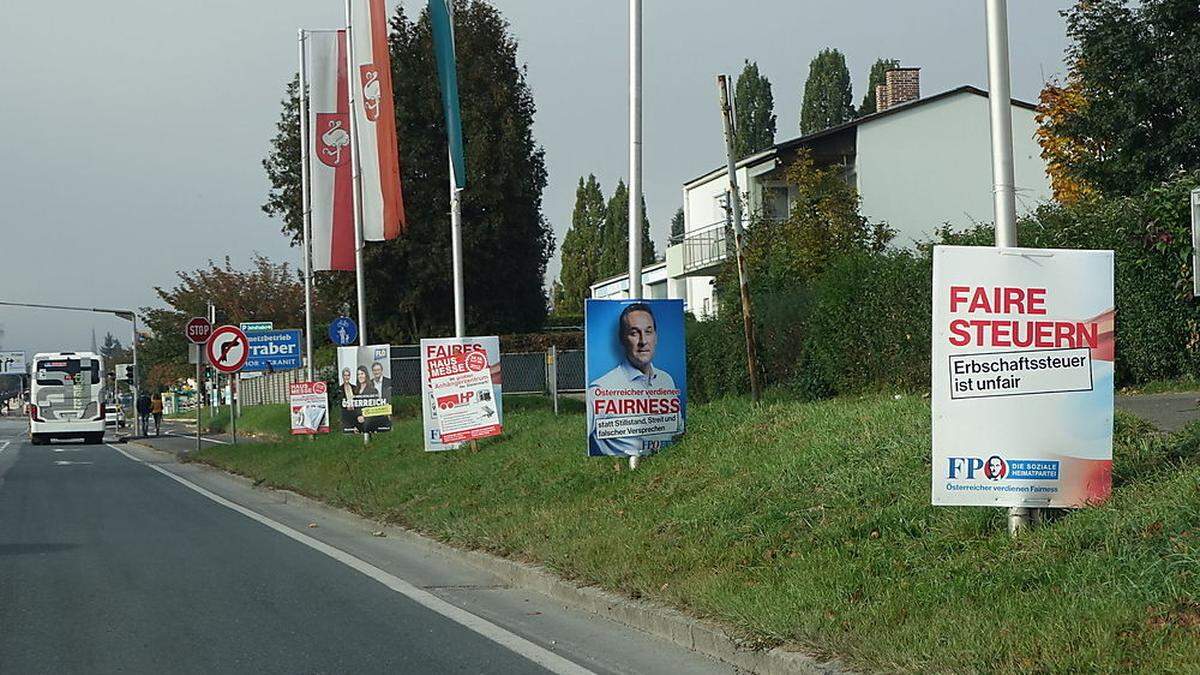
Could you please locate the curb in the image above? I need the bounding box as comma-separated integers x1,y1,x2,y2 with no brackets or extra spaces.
131,439,848,675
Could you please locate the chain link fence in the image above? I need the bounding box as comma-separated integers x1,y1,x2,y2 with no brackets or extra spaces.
240,346,585,406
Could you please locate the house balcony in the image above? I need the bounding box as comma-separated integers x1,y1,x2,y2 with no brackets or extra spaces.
666,221,732,278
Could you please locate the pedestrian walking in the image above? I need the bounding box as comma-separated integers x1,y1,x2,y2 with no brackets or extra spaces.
151,392,164,436
136,392,151,437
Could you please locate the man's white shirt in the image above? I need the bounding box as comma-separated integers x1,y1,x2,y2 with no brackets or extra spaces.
589,360,682,457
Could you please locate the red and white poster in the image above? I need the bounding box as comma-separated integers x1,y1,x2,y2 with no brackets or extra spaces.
289,381,330,435
348,0,405,240
306,30,355,271
932,245,1114,508
420,337,502,451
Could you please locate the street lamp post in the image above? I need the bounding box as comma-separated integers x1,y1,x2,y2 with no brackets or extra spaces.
0,300,141,432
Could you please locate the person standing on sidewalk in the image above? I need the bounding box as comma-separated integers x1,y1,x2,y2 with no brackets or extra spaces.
136,392,151,437
150,392,164,436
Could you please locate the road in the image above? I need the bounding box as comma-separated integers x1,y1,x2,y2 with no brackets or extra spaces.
0,417,733,674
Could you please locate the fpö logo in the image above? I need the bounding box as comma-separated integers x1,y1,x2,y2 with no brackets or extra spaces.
946,455,1060,481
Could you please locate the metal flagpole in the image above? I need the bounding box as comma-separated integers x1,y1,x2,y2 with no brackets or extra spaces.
298,29,316,382
450,168,465,338
627,0,642,470
446,2,466,340
628,0,643,301
985,0,1028,535
343,4,369,348
345,0,370,444
987,0,1018,247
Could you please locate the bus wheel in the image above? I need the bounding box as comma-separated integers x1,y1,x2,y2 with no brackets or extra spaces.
30,435,46,446
85,433,104,445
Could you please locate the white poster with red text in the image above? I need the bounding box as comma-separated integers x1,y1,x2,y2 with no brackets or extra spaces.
420,336,502,451
289,381,330,435
932,245,1114,508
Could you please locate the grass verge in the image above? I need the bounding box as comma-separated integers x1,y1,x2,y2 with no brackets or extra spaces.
194,394,1200,672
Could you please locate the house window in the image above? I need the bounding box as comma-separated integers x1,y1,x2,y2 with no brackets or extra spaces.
713,192,730,225
762,185,789,221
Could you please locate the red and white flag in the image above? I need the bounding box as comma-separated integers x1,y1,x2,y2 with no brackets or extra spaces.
307,30,355,271
349,0,406,240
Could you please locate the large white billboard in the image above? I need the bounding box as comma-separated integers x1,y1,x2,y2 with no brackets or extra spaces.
932,245,1114,508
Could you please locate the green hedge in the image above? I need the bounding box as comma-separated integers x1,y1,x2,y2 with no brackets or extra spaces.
686,173,1200,401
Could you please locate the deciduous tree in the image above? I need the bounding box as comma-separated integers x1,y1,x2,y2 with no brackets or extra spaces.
556,175,606,315
263,0,554,341
734,60,776,158
598,180,655,278
800,48,854,134
857,58,899,116
1041,0,1200,196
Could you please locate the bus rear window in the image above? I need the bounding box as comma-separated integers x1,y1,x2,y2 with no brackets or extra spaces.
36,359,99,386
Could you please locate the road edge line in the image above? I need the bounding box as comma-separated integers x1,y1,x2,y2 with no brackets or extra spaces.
120,440,845,675
105,443,593,675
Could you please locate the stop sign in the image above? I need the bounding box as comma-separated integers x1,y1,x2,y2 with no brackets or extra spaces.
185,317,212,344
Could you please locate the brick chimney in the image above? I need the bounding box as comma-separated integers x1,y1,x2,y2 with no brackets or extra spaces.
877,67,920,111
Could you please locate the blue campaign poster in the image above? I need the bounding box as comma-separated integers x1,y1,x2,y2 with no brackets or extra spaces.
585,299,686,457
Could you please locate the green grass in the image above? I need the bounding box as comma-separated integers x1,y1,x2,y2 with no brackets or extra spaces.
1120,377,1200,395
194,394,1200,673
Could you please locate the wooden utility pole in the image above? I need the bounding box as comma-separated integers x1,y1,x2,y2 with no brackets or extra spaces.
716,74,763,403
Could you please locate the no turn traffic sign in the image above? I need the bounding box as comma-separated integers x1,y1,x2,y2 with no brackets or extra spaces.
185,317,212,344
205,325,249,373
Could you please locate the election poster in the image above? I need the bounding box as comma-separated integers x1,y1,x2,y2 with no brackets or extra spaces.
932,245,1114,508
420,336,503,451
585,299,686,457
335,344,393,433
289,381,330,435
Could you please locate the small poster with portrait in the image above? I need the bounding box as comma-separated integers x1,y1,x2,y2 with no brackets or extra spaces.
335,344,393,433
585,299,686,457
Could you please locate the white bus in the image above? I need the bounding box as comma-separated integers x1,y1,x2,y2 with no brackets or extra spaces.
29,351,106,445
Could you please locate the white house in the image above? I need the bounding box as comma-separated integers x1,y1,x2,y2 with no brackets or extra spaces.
595,70,1053,317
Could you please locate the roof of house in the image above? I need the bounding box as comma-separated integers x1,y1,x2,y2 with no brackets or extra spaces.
684,85,1038,188
590,260,668,290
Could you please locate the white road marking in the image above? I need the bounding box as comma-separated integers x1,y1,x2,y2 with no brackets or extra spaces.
166,431,230,445
54,460,93,466
106,444,593,675
52,447,86,453
0,441,10,454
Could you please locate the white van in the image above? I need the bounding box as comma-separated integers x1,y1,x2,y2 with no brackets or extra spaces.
29,352,106,445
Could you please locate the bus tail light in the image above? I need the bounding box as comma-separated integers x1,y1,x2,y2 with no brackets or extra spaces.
30,404,43,422
83,401,103,421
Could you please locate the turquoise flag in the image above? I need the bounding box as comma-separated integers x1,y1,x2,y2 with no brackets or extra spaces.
429,0,466,190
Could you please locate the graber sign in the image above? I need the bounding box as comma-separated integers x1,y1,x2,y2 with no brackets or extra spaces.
931,245,1114,509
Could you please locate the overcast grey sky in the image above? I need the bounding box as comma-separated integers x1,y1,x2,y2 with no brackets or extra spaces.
0,1,1071,355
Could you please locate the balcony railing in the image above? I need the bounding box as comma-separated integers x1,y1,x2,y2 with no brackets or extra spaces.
678,220,732,274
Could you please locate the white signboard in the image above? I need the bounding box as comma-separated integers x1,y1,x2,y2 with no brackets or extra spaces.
420,336,503,451
932,245,1114,508
289,381,330,435
0,351,27,376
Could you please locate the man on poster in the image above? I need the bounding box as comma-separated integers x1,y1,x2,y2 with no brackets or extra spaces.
336,345,393,433
370,360,391,399
587,300,685,457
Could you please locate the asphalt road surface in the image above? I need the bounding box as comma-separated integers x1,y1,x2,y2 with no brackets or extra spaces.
0,417,733,674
